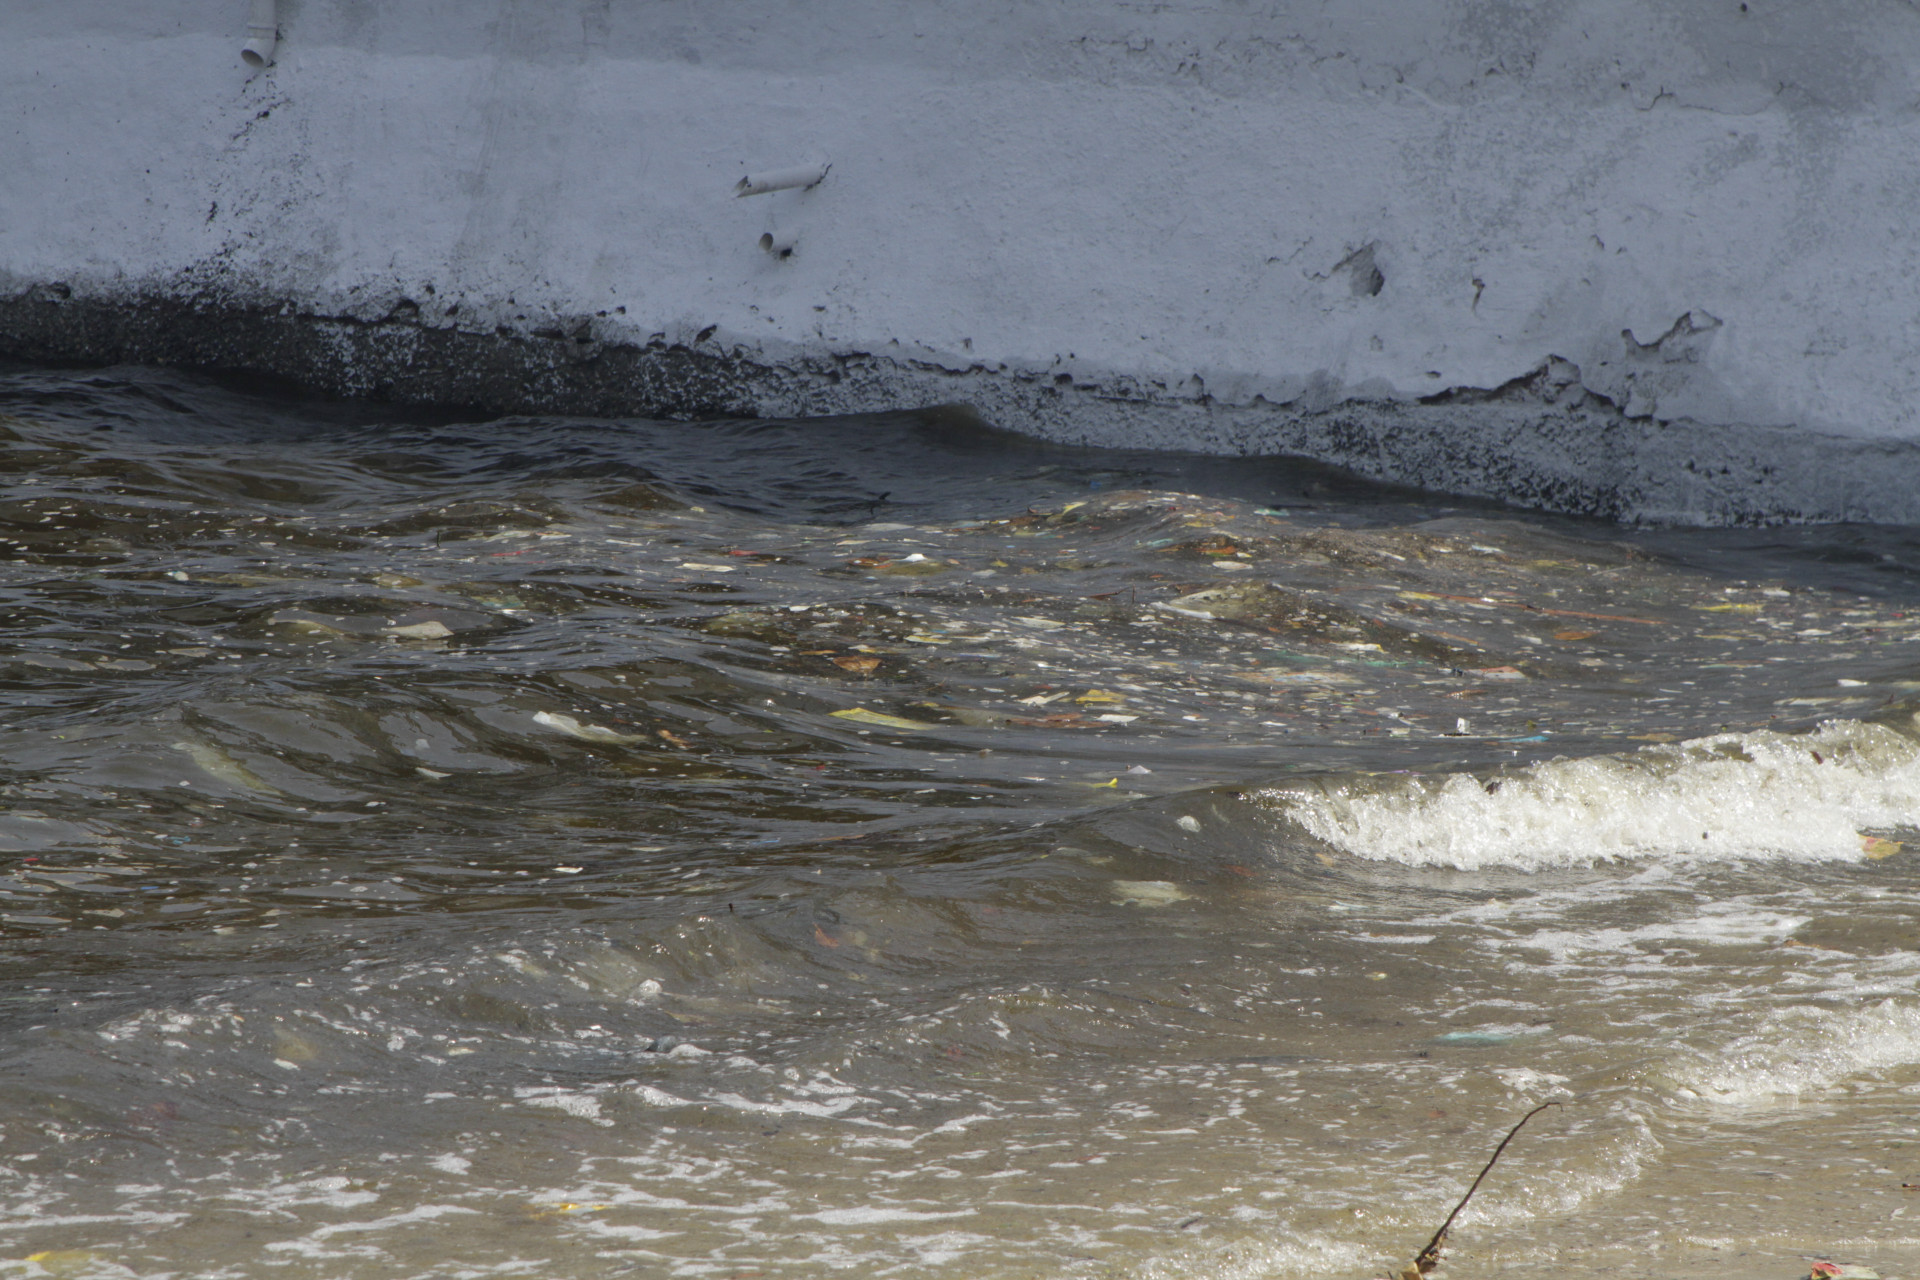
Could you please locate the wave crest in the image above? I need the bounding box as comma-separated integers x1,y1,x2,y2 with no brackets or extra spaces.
1256,717,1920,870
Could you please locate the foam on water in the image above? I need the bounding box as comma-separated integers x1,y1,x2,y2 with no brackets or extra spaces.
1263,717,1920,870
1671,998,1920,1106
1499,903,1810,962
1130,1233,1374,1280
11,368,1920,1277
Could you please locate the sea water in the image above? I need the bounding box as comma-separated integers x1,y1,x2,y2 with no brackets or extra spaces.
1,364,1919,1279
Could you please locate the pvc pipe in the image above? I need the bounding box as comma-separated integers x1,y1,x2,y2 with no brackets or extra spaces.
758,231,797,259
241,0,277,68
733,162,829,197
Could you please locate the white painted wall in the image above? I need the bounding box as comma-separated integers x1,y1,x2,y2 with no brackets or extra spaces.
6,1,1920,517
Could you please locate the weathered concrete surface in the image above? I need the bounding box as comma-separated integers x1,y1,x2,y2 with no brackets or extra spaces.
12,290,1914,526
6,1,1920,522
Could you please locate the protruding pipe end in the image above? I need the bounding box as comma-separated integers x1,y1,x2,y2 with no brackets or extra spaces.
758,232,797,259
241,29,277,68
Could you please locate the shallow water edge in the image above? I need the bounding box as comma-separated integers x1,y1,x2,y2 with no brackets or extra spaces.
7,299,1920,526
0,364,1919,1279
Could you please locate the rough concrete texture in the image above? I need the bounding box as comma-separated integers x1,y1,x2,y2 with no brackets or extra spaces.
12,291,1915,526
5,1,1920,523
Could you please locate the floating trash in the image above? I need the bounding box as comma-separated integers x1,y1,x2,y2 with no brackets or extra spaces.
831,707,936,731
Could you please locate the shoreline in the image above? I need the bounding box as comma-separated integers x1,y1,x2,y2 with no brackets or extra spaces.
8,293,1920,528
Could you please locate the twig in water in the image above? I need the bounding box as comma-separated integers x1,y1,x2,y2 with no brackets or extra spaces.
1398,1100,1561,1278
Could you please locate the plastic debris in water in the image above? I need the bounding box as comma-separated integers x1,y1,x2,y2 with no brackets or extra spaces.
1809,1265,1882,1280
1111,880,1190,907
532,711,648,744
171,740,280,793
385,619,453,640
1433,1024,1549,1046
1861,835,1903,860
831,707,935,730
1241,668,1361,686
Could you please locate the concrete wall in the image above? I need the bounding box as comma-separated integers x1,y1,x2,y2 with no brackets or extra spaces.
6,0,1920,523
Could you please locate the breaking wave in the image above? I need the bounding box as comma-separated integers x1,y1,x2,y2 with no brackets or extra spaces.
1257,715,1920,870
1671,998,1920,1105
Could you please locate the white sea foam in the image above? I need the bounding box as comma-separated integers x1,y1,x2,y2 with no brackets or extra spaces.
806,1206,977,1225
629,1082,879,1123
1673,998,1920,1105
1505,904,1809,961
516,1086,612,1125
1262,719,1920,869
1491,1067,1572,1096
1129,1231,1373,1280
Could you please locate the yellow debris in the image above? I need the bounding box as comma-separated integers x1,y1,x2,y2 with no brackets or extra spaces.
1862,836,1904,860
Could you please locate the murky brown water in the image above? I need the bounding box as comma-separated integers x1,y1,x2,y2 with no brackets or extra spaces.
3,364,1920,1280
